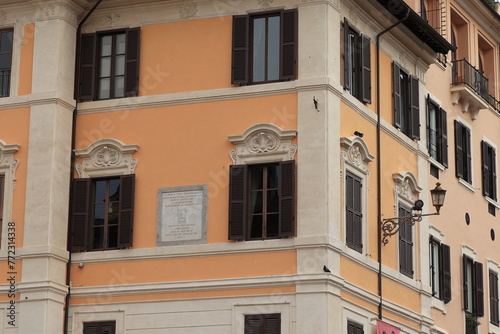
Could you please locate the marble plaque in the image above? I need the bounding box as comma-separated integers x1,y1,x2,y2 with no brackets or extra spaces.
157,185,207,246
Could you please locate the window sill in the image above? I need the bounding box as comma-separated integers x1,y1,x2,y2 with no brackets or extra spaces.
428,157,445,171
489,322,500,334
458,178,475,193
485,196,500,209
431,297,447,314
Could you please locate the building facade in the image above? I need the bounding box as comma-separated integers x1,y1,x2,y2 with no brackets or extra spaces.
0,0,498,333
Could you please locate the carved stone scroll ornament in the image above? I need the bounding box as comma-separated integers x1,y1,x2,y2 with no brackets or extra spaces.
0,140,20,190
340,136,375,174
392,171,422,209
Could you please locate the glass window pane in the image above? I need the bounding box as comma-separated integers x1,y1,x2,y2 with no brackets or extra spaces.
100,57,111,77
109,179,120,200
108,225,118,248
250,167,263,190
114,76,124,98
101,35,112,56
250,215,263,238
115,55,125,76
0,54,12,71
267,190,279,213
99,78,110,99
108,202,119,225
93,204,105,226
94,181,106,202
267,16,280,81
116,33,126,54
266,213,279,237
252,18,266,82
250,191,263,214
92,227,104,249
267,165,279,189
0,31,13,53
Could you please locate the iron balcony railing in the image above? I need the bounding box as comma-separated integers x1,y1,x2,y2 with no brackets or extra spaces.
419,0,446,37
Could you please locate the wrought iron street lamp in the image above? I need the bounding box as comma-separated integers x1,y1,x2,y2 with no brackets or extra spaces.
381,183,446,245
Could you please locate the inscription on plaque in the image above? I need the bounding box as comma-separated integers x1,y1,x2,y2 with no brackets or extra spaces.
157,185,207,246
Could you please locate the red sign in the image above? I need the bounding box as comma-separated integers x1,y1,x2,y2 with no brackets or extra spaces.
377,320,400,334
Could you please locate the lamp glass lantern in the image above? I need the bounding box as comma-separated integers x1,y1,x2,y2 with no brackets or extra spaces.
430,182,446,213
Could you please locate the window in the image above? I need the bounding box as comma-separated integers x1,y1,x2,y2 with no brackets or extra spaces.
393,62,420,140
455,121,472,183
399,204,413,278
345,172,362,252
463,255,484,317
343,19,371,104
78,28,140,101
427,97,448,166
83,321,116,334
490,270,499,326
231,9,297,85
429,238,451,302
0,29,13,97
228,161,294,241
245,314,280,334
482,141,497,200
347,320,364,334
69,175,135,251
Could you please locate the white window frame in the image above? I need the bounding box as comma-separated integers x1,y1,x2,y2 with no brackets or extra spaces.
0,140,19,254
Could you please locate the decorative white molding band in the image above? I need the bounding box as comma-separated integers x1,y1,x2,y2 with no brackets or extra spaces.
74,138,139,178
340,136,375,174
228,123,297,164
0,140,19,190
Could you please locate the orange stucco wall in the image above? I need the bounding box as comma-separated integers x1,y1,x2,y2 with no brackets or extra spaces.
18,24,34,96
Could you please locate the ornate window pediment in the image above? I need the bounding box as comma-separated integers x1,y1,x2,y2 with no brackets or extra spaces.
228,123,297,164
393,171,421,204
340,136,375,174
74,138,139,178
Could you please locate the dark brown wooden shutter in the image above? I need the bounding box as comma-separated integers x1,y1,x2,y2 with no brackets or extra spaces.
70,178,91,251
361,34,371,104
455,121,464,179
83,323,98,334
84,321,115,334
393,62,401,129
426,96,431,152
265,314,280,334
440,108,448,167
79,33,96,101
245,314,280,334
465,127,472,182
231,15,249,85
399,206,407,273
280,9,297,81
279,160,295,237
475,261,484,317
345,173,354,249
229,165,247,240
343,18,351,92
490,270,499,326
399,206,413,277
346,173,362,253
118,174,135,248
441,243,452,303
410,75,420,140
482,141,490,197
125,28,140,97
347,320,364,334
492,148,497,200
463,255,469,311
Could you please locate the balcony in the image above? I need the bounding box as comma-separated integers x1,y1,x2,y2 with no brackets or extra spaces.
419,0,446,38
451,59,495,119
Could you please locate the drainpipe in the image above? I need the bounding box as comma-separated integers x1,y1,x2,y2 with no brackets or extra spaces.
376,9,410,321
63,1,103,333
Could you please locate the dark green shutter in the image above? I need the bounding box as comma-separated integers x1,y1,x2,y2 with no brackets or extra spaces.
118,174,135,248
280,9,297,81
125,28,140,97
393,62,401,129
229,165,247,240
361,34,371,104
79,34,96,100
279,160,295,237
70,178,91,251
231,15,249,85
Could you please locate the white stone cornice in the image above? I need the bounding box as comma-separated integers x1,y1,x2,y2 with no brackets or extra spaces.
31,0,85,27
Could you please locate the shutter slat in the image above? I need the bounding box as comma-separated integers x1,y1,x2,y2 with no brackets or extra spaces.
231,15,249,85
493,148,497,200
279,160,295,237
264,314,280,334
280,9,297,81
455,121,464,178
125,28,140,97
345,174,354,248
475,261,484,317
229,165,247,240
410,75,420,140
482,141,489,197
441,243,452,303
343,18,351,92
118,174,135,248
70,178,91,251
361,34,371,104
465,127,472,182
463,255,469,311
79,34,96,100
440,108,448,167
393,62,401,128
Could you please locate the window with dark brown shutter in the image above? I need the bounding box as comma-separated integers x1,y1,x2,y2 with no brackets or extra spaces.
228,161,295,241
429,238,451,303
490,270,499,326
78,28,140,101
482,141,497,201
0,29,13,98
347,320,364,334
463,255,484,317
399,204,413,278
426,98,448,167
346,172,362,253
245,314,281,334
69,175,135,252
393,62,420,140
83,321,116,334
231,9,297,85
455,121,472,183
342,19,371,104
